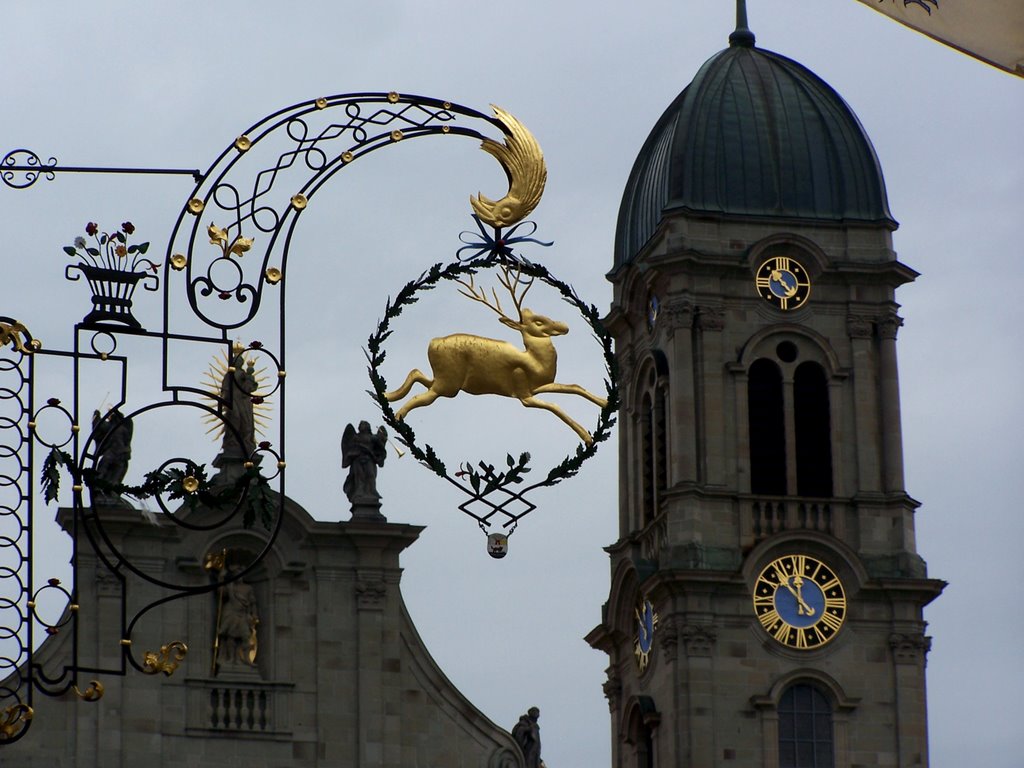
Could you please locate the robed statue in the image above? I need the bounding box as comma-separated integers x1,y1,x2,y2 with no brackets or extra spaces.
213,562,260,673
512,707,543,768
341,421,387,513
90,408,133,504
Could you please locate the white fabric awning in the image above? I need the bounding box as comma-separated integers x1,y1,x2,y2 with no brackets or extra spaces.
855,0,1024,78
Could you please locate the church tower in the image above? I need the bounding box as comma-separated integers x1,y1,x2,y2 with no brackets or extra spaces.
587,9,944,767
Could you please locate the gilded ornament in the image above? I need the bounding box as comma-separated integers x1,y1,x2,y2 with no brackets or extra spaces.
291,193,308,210
0,704,32,741
0,319,41,355
341,151,354,163
181,475,199,494
390,130,404,142
141,640,188,676
186,198,205,215
73,680,104,701
387,91,400,103
470,105,547,228
442,125,451,134
315,97,328,109
264,267,283,284
208,223,253,258
170,254,188,270
385,265,606,444
443,101,452,109
234,135,252,152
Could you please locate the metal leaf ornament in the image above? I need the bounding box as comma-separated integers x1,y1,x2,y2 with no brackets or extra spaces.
470,105,547,229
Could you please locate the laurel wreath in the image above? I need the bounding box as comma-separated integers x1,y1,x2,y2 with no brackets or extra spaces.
365,247,618,517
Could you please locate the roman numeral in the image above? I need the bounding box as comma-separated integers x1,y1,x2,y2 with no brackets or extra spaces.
819,610,843,632
824,597,845,611
773,621,791,643
776,257,791,271
756,276,771,288
795,629,809,649
758,609,781,631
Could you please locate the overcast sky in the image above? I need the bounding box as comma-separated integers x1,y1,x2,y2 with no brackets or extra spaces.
2,2,1022,765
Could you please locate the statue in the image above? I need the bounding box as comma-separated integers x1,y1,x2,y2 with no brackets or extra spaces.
512,707,542,768
341,421,388,516
213,562,260,673
90,408,133,504
219,347,258,460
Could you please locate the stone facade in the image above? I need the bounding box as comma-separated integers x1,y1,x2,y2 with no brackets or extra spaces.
3,497,524,768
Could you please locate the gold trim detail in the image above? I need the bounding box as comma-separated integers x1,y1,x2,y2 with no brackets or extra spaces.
315,97,328,110
341,151,354,163
73,680,104,701
0,320,41,355
170,254,188,271
234,135,252,152
181,475,199,494
0,704,33,741
390,130,404,142
387,91,400,103
141,640,188,676
470,105,547,229
120,638,132,646
291,194,308,210
441,125,450,134
187,198,205,215
264,267,283,284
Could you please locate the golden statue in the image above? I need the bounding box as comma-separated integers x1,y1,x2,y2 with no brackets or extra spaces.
385,266,606,443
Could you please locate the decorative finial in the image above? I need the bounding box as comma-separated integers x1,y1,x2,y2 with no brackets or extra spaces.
729,0,756,47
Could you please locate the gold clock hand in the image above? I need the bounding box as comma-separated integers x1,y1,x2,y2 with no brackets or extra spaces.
791,575,815,616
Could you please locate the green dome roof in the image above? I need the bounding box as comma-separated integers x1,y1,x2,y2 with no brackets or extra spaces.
614,35,895,269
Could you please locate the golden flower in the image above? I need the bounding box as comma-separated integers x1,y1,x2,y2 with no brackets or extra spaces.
187,198,205,215
390,130,404,142
264,267,283,284
387,91,400,104
170,254,188,270
315,97,328,109
290,194,307,210
234,135,252,152
342,151,354,163
181,476,199,494
115,245,127,258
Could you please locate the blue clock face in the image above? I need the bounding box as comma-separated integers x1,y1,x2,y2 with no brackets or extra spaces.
753,555,847,650
755,257,811,310
634,598,659,672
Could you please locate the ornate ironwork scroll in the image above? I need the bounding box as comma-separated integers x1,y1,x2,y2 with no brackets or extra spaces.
0,91,615,742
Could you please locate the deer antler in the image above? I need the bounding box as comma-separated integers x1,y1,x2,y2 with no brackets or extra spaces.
456,265,535,322
456,274,509,319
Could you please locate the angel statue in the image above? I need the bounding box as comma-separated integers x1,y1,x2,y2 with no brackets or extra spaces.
341,421,388,518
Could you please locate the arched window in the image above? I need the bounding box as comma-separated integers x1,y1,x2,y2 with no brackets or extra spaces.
748,358,786,495
778,683,834,768
641,392,655,525
795,362,833,497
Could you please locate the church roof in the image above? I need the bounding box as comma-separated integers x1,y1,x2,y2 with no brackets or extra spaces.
614,28,895,269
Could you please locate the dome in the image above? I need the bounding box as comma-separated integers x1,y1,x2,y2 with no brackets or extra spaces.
614,30,895,269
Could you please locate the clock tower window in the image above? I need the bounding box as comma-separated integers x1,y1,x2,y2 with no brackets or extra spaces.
778,683,835,768
794,362,833,498
748,358,787,495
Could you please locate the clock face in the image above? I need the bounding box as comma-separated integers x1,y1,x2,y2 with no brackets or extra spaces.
753,554,846,650
634,598,659,672
755,257,811,310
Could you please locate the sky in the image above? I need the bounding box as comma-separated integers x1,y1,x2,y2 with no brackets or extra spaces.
1,1,1022,766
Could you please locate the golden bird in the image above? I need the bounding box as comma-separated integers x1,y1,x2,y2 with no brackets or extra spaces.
470,105,547,229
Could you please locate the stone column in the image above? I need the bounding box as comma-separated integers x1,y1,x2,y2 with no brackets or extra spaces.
877,312,906,494
847,315,880,493
665,300,696,486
